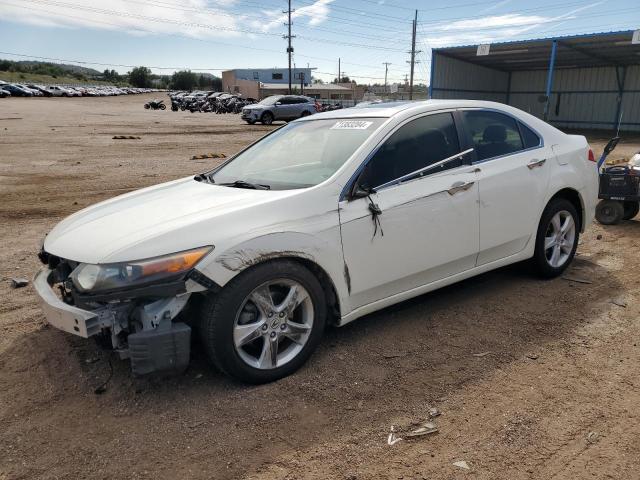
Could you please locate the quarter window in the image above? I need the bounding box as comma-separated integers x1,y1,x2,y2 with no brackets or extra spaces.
272,73,283,80
463,110,524,161
520,122,541,149
359,112,461,189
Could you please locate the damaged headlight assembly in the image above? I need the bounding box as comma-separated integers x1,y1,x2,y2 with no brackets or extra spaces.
70,246,213,293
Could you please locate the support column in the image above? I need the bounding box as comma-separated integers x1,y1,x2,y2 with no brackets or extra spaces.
614,65,627,134
429,52,436,99
543,40,558,122
506,71,512,105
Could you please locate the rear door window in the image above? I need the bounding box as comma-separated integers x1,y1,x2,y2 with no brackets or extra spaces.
463,110,524,161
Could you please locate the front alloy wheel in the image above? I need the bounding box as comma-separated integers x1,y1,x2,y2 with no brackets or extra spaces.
198,260,326,383
234,280,313,370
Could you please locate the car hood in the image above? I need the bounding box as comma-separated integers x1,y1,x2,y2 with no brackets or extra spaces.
44,177,293,264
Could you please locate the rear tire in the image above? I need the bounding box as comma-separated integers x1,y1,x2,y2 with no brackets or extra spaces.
245,120,256,125
159,104,166,110
622,201,639,220
300,110,311,117
596,200,624,225
197,260,326,384
532,198,579,278
261,112,274,125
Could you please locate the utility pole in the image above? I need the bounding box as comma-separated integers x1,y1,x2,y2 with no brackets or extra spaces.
283,0,295,94
408,9,420,100
338,57,341,83
382,62,391,94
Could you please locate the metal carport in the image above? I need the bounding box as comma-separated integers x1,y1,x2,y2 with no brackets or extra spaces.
429,30,640,132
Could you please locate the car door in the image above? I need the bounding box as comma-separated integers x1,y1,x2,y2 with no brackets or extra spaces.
274,97,295,120
339,112,479,310
461,109,551,265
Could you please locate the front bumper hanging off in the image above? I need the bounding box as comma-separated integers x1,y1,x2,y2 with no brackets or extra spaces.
33,267,194,376
33,268,105,338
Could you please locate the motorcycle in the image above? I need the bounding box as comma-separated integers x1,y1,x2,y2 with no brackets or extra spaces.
144,99,166,110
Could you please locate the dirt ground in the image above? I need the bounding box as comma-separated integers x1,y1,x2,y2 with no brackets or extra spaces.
1,94,640,480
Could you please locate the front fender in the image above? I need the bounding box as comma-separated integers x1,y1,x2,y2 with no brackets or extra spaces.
195,231,350,315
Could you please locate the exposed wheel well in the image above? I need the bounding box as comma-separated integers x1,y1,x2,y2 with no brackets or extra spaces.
548,188,584,231
278,257,341,325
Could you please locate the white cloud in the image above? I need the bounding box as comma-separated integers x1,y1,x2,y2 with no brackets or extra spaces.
424,2,604,48
249,0,335,33
0,0,243,38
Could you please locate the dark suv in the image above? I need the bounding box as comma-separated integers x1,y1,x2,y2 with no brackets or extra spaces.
241,95,317,125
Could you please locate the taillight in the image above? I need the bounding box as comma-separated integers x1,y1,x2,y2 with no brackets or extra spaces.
588,149,596,162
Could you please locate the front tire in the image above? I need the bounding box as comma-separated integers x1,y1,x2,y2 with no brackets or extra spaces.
532,198,579,278
261,112,274,125
198,260,326,384
595,199,624,225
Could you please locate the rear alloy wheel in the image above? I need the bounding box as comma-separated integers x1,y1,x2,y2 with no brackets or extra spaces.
261,112,274,125
533,198,579,278
198,260,326,383
622,201,639,221
595,199,624,225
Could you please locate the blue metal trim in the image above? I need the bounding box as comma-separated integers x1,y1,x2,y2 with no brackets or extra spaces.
550,119,640,126
544,40,558,122
429,52,436,99
431,30,635,51
430,88,640,95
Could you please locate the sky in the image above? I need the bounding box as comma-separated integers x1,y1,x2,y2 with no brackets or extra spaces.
0,0,638,84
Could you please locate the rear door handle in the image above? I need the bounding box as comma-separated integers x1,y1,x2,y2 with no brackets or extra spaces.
527,158,547,169
447,181,475,195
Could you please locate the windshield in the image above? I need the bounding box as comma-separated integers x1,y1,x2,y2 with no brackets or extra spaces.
259,96,282,106
210,118,385,190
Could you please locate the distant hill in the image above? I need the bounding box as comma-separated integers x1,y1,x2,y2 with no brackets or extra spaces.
6,60,102,76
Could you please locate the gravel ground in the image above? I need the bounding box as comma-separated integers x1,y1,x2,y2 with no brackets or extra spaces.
1,94,639,480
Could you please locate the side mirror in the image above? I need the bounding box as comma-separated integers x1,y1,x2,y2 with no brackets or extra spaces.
350,183,375,200
604,136,621,156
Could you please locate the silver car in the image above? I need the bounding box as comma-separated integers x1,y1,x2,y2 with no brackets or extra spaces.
242,95,317,125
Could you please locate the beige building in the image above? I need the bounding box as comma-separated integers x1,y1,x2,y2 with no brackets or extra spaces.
222,69,362,104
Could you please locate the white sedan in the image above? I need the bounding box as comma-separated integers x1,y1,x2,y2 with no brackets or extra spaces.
34,100,598,383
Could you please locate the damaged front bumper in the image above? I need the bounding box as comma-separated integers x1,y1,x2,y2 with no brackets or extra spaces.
33,266,199,376
34,268,106,338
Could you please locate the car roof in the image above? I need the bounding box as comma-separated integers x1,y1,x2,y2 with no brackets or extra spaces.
299,99,526,121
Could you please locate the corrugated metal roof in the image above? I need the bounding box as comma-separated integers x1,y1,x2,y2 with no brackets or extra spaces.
433,30,640,71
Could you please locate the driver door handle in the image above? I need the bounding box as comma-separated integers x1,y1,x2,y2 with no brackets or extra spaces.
527,158,547,169
447,181,475,195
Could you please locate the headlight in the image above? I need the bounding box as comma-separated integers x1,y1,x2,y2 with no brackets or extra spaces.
70,246,212,292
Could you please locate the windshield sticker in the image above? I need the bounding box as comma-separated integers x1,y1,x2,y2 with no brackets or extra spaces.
331,120,374,130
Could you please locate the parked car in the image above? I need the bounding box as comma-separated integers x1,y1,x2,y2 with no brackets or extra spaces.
1,84,33,97
34,100,597,383
0,88,10,98
44,85,71,97
26,84,52,96
241,95,317,124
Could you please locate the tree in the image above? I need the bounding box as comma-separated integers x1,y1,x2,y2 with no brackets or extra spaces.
128,66,152,88
333,76,351,83
312,77,324,84
170,70,198,90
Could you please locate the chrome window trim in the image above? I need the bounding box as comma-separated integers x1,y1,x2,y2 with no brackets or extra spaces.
375,148,474,190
